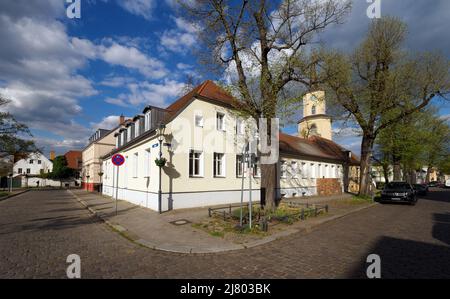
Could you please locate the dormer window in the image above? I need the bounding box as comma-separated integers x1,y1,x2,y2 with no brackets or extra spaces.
127,123,135,141
121,130,126,145
145,110,152,131
135,118,140,137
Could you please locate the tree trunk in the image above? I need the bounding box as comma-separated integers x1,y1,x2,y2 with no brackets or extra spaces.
260,163,277,211
426,166,432,183
359,134,375,196
393,160,402,181
382,164,390,184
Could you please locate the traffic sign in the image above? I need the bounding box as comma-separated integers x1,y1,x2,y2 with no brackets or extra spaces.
112,154,125,166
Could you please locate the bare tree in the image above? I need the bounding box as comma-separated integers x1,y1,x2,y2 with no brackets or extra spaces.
180,0,351,210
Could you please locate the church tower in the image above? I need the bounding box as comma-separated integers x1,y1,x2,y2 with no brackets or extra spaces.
298,91,332,140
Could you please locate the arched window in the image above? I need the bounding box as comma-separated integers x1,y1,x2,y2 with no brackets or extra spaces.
311,105,317,115
310,124,318,136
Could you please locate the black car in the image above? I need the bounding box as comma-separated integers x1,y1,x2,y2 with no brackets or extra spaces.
428,181,439,187
380,182,417,205
413,184,428,196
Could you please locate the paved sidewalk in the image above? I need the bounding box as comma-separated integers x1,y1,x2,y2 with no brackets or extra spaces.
69,189,376,254
69,189,243,253
0,189,30,201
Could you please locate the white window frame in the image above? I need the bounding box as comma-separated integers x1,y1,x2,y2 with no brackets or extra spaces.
135,120,140,137
143,148,151,178
236,155,245,177
213,153,226,177
133,153,138,178
127,126,132,142
189,150,203,177
121,131,126,145
195,114,204,127
236,118,244,135
253,157,261,178
145,111,151,131
216,112,225,132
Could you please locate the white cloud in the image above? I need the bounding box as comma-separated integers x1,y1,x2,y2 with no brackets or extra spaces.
99,42,167,78
176,63,192,70
90,115,125,130
160,17,200,54
71,37,167,79
99,76,136,87
164,0,197,10
116,0,156,20
104,79,185,108
0,1,166,152
104,95,130,107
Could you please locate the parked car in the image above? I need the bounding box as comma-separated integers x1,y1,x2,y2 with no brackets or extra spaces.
413,184,428,196
428,181,439,187
445,179,450,188
380,182,417,205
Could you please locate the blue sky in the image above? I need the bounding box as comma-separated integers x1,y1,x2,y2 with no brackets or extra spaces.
0,0,449,157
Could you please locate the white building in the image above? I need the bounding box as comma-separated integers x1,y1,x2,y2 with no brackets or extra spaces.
101,81,360,212
13,152,59,187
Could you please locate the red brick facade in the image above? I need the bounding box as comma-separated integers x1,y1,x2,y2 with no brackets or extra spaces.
316,178,343,196
64,151,82,170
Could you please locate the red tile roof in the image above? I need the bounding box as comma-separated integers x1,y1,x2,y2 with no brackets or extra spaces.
166,80,359,164
280,133,360,165
164,80,236,122
105,80,360,165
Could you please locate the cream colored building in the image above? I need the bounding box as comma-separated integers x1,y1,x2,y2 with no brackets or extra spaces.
298,91,332,140
82,124,123,191
101,81,360,211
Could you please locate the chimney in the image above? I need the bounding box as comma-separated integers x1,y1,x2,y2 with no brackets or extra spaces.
119,114,125,125
50,151,56,161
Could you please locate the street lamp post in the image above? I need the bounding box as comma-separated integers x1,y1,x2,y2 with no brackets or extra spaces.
86,175,90,192
157,123,166,214
8,172,13,193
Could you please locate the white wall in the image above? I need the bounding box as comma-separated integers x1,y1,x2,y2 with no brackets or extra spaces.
13,153,53,177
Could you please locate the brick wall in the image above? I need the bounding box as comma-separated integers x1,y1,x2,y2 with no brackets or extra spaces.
316,178,342,196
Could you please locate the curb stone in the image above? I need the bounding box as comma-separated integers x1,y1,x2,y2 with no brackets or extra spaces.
0,189,30,202
68,189,378,255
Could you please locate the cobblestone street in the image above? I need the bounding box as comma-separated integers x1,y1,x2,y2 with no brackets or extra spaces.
0,189,449,278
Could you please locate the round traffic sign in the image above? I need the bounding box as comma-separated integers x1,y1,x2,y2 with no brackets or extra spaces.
112,154,125,166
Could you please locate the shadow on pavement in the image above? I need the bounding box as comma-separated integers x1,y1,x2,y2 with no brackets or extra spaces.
346,236,450,279
432,213,450,246
419,188,450,203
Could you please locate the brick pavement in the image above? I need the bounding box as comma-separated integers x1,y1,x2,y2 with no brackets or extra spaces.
0,188,449,278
